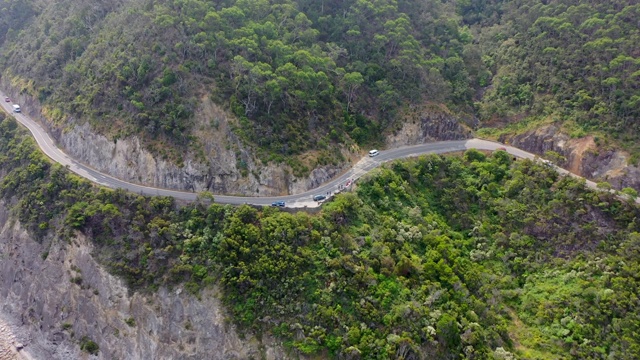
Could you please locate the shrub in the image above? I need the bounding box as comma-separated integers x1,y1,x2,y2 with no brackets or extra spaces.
125,317,136,327
80,336,99,355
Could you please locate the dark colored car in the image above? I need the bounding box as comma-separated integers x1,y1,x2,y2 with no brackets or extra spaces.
4,97,10,102
271,201,285,207
313,195,326,201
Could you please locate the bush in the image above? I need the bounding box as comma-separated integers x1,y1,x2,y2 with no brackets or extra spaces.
621,187,638,199
125,317,136,327
80,336,99,355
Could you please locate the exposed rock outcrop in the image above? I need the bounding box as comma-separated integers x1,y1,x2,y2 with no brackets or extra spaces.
0,79,347,197
0,202,288,360
386,106,473,148
0,315,28,360
500,125,640,191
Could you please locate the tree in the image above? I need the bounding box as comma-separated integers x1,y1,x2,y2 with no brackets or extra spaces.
342,71,364,112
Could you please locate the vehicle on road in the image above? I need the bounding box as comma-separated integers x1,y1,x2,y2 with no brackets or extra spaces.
271,201,285,207
496,147,507,151
12,104,21,113
4,97,9,102
313,195,326,201
369,149,379,157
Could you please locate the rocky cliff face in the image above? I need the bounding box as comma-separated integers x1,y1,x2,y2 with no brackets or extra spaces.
500,125,640,190
2,78,475,197
0,202,288,360
386,106,473,148
1,79,346,197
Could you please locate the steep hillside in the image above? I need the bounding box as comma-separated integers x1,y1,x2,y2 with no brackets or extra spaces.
1,111,639,359
474,0,640,157
0,0,480,164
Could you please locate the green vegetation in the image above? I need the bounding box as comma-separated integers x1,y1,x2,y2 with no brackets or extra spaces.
474,0,640,152
125,317,136,327
621,187,638,199
0,0,484,161
1,0,640,167
0,0,35,45
1,0,640,358
1,111,640,358
79,336,99,355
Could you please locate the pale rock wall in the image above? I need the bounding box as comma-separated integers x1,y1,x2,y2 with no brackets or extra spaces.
500,125,640,191
386,108,473,148
0,79,347,197
0,203,289,360
2,80,474,198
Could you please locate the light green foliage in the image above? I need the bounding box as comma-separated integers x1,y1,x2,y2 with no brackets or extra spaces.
543,151,565,164
597,181,612,190
210,150,640,358
621,187,638,199
2,109,640,358
0,0,481,160
474,1,640,153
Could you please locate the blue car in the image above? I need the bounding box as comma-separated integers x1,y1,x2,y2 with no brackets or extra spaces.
271,201,285,207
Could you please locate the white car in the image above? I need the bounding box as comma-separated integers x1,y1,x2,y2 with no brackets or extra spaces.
368,149,379,157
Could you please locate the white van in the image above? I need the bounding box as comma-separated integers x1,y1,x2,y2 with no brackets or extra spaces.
12,104,21,113
368,149,379,157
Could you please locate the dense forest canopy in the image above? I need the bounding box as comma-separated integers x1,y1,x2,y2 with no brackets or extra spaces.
2,1,640,358
1,111,639,359
1,0,639,162
0,0,483,158
1,0,639,161
476,0,640,153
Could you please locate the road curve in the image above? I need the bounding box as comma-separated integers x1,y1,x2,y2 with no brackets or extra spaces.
0,90,630,208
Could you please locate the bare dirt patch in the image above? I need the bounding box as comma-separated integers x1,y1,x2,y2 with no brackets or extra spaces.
566,135,596,174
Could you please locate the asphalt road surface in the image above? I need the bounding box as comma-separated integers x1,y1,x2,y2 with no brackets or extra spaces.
0,90,629,208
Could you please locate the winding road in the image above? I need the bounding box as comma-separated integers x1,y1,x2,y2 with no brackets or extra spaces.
0,91,611,208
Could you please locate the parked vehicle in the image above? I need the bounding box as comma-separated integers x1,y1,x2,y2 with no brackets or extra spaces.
271,201,285,207
313,195,326,201
12,104,21,113
4,97,10,102
368,149,379,157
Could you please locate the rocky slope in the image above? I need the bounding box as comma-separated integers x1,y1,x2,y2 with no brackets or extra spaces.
1,79,347,197
0,202,287,360
0,316,29,360
385,106,474,148
500,125,640,191
2,80,474,198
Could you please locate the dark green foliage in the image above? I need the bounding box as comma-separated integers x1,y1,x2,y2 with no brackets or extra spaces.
79,336,99,355
125,317,136,327
474,0,640,150
0,0,36,45
3,0,640,165
182,150,640,358
0,115,187,288
0,0,481,159
2,112,640,358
